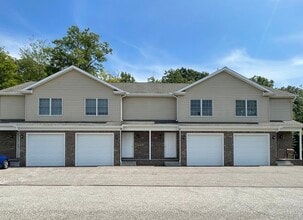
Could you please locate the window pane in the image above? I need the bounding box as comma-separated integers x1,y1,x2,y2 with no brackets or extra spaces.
190,100,201,116
39,98,50,115
98,99,108,115
86,99,96,115
236,100,246,116
202,100,212,116
51,99,62,115
247,100,257,116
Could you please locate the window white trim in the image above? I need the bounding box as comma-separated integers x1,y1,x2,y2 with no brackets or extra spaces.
235,99,258,117
189,99,214,117
38,98,63,116
84,98,109,116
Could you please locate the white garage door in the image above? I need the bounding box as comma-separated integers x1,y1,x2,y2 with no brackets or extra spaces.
26,133,65,166
75,133,114,166
187,133,224,166
234,134,270,166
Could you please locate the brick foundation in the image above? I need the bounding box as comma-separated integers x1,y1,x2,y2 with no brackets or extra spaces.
134,131,149,159
0,131,16,159
277,132,293,159
151,131,164,159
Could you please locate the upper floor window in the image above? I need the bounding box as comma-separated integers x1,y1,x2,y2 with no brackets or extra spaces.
39,98,62,116
236,100,257,116
190,99,213,116
85,99,108,116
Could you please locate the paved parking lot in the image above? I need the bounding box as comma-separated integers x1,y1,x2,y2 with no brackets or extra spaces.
1,167,303,219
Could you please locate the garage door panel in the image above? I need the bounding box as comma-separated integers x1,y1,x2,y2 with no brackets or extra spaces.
187,134,224,166
234,134,269,166
76,133,114,166
26,133,65,167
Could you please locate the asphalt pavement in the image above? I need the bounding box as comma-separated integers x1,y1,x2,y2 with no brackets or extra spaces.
0,167,303,219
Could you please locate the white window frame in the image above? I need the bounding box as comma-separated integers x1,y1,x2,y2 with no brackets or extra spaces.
38,98,63,116
190,99,213,117
85,98,109,116
235,99,258,117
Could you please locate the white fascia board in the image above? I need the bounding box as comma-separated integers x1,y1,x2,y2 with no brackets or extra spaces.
17,125,121,131
0,93,25,96
0,125,18,131
122,124,179,131
125,93,174,97
21,66,126,93
173,92,186,96
175,67,273,94
113,91,128,95
178,125,278,132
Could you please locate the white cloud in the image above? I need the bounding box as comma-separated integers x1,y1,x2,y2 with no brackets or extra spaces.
275,31,303,44
0,33,29,58
105,52,211,82
217,48,303,87
105,47,303,87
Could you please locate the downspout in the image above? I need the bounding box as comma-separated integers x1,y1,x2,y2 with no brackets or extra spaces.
299,129,302,160
120,94,126,165
120,94,126,122
119,128,122,165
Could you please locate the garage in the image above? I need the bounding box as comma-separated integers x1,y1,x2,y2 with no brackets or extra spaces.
187,133,224,166
26,133,65,166
234,134,270,166
75,133,114,166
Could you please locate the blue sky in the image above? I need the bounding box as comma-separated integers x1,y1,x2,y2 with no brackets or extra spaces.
0,0,303,87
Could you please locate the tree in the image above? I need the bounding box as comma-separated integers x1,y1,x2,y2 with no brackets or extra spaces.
250,75,274,88
147,76,161,83
280,86,303,123
99,71,136,83
161,67,209,83
0,48,20,89
17,40,50,82
48,25,112,77
119,72,135,82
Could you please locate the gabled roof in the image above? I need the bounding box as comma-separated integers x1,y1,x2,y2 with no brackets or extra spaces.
0,66,295,99
263,86,296,98
0,81,36,95
21,65,126,93
175,67,273,94
111,82,189,94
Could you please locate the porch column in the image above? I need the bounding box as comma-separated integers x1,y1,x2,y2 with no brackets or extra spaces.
16,131,20,158
149,130,151,160
300,129,302,160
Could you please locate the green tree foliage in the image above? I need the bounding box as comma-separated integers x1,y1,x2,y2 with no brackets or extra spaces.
147,76,161,83
119,72,135,82
161,67,209,83
0,48,20,89
250,75,274,88
99,71,136,83
17,40,50,82
280,86,303,123
48,25,112,76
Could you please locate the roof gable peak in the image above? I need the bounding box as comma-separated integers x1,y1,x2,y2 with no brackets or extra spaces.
21,65,126,93
175,67,273,94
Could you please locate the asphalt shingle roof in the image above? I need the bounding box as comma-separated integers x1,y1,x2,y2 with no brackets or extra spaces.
0,82,36,94
111,82,190,94
0,81,296,98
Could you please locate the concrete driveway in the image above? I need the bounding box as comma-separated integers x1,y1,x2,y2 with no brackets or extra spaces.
1,167,303,219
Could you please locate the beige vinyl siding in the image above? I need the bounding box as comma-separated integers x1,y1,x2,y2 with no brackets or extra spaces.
178,71,270,123
123,97,176,120
270,99,292,121
0,96,25,119
25,70,121,122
